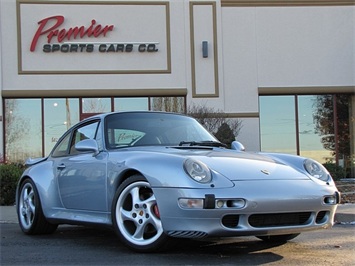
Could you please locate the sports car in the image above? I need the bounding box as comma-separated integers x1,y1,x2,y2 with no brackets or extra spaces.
16,111,340,252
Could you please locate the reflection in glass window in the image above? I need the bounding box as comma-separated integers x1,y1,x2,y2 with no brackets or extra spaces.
259,96,297,154
44,99,79,155
114,97,148,111
312,95,354,176
335,95,354,178
3,96,187,163
260,94,354,178
82,98,111,113
298,96,333,163
150,97,185,113
4,99,42,162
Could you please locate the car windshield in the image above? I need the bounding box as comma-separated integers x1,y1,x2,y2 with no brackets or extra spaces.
105,112,218,149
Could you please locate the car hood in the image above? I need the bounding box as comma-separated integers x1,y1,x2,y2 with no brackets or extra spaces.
189,149,307,181
122,146,308,181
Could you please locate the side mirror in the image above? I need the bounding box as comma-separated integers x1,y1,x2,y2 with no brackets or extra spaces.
75,139,99,156
231,141,245,151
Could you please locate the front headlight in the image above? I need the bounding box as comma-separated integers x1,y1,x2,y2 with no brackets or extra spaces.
304,159,330,182
184,159,212,183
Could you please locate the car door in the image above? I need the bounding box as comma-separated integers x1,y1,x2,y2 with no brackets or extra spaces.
53,120,108,211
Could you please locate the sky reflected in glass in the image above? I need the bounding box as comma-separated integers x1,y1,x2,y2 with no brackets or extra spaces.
260,96,297,154
260,95,333,163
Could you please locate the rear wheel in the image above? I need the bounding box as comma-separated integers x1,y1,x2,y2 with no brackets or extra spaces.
112,174,169,252
256,233,300,242
17,178,58,234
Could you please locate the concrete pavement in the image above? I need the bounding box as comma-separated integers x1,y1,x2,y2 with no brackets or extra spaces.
1,204,354,224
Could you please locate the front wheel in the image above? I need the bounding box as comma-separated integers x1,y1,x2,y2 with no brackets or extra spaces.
17,178,58,234
256,233,300,242
112,175,169,252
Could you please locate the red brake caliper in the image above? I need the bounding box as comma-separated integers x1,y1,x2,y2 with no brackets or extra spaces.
153,204,160,219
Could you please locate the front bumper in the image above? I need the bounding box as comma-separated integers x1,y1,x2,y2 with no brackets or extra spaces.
153,180,339,238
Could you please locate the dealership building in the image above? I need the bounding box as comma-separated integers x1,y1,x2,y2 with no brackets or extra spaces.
0,0,354,176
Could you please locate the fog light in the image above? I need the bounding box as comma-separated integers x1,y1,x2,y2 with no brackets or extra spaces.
324,196,336,205
216,200,225,208
178,198,204,209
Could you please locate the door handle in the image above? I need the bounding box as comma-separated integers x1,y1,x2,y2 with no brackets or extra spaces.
57,163,66,170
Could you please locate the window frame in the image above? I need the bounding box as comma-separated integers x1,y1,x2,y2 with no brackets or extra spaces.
51,120,100,158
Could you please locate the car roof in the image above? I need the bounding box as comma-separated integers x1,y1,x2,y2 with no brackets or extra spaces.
81,111,186,122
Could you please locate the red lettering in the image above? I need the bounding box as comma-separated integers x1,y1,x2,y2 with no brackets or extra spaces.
66,26,85,40
58,29,67,42
30,15,64,52
47,30,57,44
85,20,96,37
93,25,102,37
30,16,114,52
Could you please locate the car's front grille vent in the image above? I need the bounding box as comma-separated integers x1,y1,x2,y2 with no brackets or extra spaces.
316,211,327,223
222,215,240,228
167,231,208,238
249,212,312,227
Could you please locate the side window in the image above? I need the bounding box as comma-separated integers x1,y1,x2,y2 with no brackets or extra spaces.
70,121,99,155
52,133,71,157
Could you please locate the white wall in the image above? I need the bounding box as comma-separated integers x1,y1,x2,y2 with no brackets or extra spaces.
256,6,354,87
221,7,259,114
221,6,354,90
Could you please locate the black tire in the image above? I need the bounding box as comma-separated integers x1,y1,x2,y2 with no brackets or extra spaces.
256,233,300,242
17,178,58,234
112,174,169,252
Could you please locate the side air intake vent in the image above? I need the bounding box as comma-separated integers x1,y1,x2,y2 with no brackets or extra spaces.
222,215,240,228
316,211,327,224
167,231,208,238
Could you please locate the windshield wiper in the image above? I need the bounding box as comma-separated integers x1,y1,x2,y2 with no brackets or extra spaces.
178,141,227,148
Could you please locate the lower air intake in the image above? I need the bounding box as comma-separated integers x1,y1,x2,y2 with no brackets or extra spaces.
316,211,327,224
222,215,240,228
167,231,208,238
249,212,312,227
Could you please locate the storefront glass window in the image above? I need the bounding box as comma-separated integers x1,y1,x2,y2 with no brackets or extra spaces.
4,99,42,162
150,97,185,113
3,96,187,163
82,98,111,113
298,95,333,163
259,96,297,154
44,99,79,155
259,94,354,178
114,97,148,111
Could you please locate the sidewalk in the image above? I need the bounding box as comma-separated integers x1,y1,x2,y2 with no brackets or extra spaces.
1,204,354,224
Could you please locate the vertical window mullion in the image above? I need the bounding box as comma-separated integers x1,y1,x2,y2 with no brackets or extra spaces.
41,98,45,157
333,95,339,168
295,95,300,156
79,97,83,120
111,97,114,112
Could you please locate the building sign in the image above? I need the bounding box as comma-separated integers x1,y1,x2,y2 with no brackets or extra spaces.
17,1,171,74
30,15,115,52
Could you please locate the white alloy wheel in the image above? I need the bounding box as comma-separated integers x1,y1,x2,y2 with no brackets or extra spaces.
18,182,36,230
113,175,168,252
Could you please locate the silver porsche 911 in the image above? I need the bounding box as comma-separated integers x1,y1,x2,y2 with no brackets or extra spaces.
16,111,340,252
